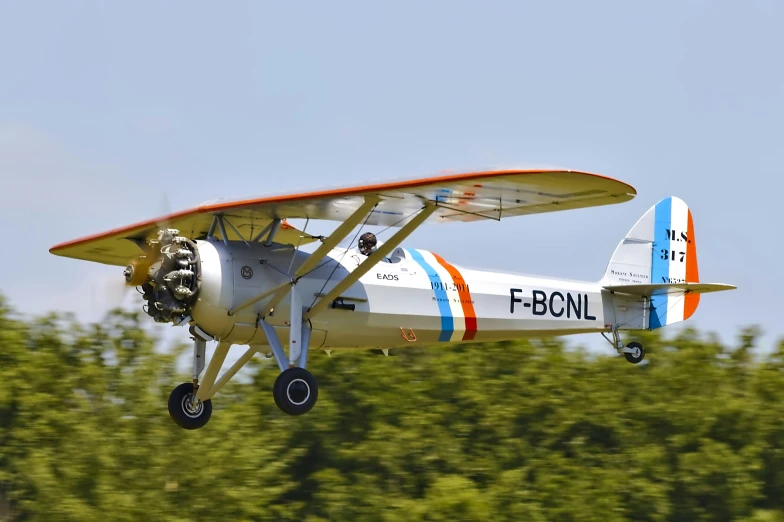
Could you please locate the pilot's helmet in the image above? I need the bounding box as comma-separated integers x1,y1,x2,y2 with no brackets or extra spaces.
358,232,377,255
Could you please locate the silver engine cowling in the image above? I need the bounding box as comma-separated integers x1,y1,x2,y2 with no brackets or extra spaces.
124,233,322,345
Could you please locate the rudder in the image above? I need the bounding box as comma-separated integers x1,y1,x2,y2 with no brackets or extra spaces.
601,196,700,329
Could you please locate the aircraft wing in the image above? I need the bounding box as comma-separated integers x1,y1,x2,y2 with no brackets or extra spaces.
50,168,636,266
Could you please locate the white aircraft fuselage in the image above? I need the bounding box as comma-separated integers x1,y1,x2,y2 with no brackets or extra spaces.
189,239,644,351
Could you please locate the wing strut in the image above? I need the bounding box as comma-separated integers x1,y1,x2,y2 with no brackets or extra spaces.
259,195,382,316
216,216,230,246
264,219,282,246
251,220,274,242
303,200,438,321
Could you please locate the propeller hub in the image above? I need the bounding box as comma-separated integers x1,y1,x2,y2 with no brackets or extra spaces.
123,257,153,286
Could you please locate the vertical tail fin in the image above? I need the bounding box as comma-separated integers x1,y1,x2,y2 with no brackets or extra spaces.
601,197,700,328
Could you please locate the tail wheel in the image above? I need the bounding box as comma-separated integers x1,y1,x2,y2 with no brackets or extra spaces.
273,368,319,416
624,341,645,364
168,382,212,429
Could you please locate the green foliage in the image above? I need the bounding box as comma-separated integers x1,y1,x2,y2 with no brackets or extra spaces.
0,295,782,521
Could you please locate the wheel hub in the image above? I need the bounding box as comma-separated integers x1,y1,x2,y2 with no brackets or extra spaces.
181,394,204,418
286,379,310,406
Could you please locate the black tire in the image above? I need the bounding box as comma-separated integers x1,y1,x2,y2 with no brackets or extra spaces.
272,368,319,416
168,382,212,429
624,341,645,364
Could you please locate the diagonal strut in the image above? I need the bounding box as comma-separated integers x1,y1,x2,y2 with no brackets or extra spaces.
304,201,437,321
261,195,382,316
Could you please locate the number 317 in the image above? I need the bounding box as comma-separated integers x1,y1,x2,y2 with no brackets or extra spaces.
661,249,685,262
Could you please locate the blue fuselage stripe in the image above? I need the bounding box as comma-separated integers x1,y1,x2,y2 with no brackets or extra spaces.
650,197,671,329
407,249,453,341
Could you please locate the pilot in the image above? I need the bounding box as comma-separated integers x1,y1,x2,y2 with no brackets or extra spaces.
358,232,377,256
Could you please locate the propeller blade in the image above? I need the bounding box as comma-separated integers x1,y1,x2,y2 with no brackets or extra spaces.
91,272,134,314
155,192,173,232
94,191,176,318
120,192,174,287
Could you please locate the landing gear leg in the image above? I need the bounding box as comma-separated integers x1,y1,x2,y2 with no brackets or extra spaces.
601,325,646,364
192,335,206,388
258,288,318,415
259,319,318,415
168,333,212,430
168,333,262,429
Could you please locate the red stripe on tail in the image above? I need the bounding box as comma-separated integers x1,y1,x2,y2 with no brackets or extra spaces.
684,210,700,319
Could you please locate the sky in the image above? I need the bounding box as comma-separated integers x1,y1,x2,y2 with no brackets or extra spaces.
0,0,780,358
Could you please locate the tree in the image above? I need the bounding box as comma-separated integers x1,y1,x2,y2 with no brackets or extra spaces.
0,293,780,521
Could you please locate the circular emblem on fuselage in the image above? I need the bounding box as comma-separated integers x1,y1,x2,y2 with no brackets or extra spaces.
241,266,253,279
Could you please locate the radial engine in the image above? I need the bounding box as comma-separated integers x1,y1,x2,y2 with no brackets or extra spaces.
123,229,201,324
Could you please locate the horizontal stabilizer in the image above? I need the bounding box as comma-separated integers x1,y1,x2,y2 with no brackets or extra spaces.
603,282,736,297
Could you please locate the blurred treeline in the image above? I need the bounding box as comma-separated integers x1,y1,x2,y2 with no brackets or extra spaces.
1,294,783,522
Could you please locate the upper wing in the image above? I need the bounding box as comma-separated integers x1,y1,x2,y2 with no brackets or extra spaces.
50,168,636,266
50,216,315,266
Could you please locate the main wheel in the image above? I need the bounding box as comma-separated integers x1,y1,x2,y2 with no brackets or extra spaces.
624,341,645,364
168,382,212,429
273,367,319,415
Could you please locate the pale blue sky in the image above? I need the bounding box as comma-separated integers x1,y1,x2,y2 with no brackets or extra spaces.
0,1,779,354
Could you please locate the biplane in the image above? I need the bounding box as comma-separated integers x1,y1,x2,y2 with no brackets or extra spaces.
50,169,735,429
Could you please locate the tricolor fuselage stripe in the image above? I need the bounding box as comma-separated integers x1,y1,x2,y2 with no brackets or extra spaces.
649,197,671,329
431,252,477,341
423,251,466,341
407,249,454,341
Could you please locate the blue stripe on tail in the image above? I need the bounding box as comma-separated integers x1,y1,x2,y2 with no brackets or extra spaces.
649,198,671,329
407,249,453,341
